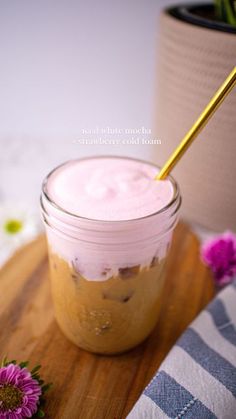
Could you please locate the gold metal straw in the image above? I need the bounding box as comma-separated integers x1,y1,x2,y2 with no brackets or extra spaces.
156,67,236,180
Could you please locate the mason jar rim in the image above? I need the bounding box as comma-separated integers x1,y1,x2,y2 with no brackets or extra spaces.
41,155,181,224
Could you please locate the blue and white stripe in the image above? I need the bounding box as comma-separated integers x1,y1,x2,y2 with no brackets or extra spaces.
127,281,236,418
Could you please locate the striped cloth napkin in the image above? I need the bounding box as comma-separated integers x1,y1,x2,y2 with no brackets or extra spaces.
127,281,236,419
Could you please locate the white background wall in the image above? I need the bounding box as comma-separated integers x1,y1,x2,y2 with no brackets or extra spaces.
0,0,205,207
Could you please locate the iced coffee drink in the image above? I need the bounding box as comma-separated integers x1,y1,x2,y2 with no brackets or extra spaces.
41,157,181,354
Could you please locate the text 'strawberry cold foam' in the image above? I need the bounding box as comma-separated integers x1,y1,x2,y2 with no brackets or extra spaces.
41,157,181,354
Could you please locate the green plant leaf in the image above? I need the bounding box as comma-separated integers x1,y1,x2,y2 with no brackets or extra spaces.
31,365,42,374
225,0,236,24
38,379,44,385
215,0,236,25
42,383,53,393
19,361,29,369
0,356,8,367
37,409,45,418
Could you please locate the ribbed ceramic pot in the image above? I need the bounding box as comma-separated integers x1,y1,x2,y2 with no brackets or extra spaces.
153,3,236,232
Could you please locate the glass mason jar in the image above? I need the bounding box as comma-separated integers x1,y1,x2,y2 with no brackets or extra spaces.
40,157,181,354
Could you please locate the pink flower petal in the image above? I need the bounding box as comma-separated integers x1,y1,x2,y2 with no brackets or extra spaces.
201,231,236,286
21,406,34,417
0,363,41,417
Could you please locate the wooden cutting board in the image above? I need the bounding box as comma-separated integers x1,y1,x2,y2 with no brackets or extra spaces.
0,222,214,419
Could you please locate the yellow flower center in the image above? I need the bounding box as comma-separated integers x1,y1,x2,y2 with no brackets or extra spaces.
0,384,23,411
4,219,23,234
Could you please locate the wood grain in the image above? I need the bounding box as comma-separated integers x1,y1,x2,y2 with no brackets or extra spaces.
0,222,215,419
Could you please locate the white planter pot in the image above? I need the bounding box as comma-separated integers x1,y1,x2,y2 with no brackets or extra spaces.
153,4,236,232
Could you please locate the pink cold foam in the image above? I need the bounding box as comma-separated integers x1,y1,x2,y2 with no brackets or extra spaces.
42,157,177,281
46,158,173,221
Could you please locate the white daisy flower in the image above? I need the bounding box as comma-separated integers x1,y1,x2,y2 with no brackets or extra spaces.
0,204,42,266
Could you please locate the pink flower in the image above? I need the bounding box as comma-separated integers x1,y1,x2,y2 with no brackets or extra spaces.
0,363,41,418
201,231,236,286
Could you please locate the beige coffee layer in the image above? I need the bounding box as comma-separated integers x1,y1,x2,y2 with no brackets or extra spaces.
49,252,166,354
